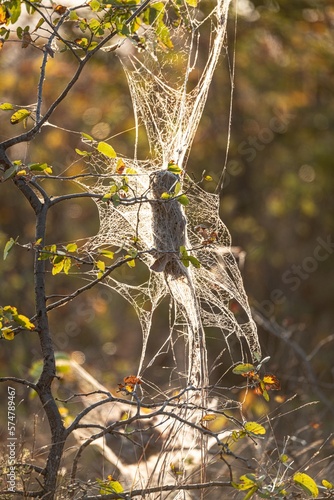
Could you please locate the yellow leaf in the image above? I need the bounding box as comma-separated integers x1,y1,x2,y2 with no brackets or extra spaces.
52,260,64,275
322,479,333,489
201,414,217,422
125,256,135,267
66,243,77,253
231,474,257,491
293,472,319,498
63,257,72,275
10,109,31,124
97,141,116,158
244,422,266,436
99,249,114,260
2,327,14,340
15,314,35,330
125,167,137,175
96,260,105,272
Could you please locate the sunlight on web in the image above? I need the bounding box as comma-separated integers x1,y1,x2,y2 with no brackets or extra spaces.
74,0,261,493
78,0,260,388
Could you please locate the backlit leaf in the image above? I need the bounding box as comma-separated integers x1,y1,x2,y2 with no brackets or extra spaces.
185,0,198,6
29,162,53,174
66,243,77,253
167,162,182,174
2,327,14,340
54,4,67,15
125,167,137,175
96,260,105,272
125,256,136,267
0,5,10,25
3,237,16,260
99,249,114,260
89,0,101,11
52,260,64,275
177,194,189,206
231,474,257,491
97,141,117,158
244,422,266,436
10,109,31,124
116,158,126,174
322,479,333,489
63,257,72,274
204,175,213,181
188,255,201,268
0,102,14,110
14,314,35,330
81,132,94,141
75,148,90,156
262,374,281,390
293,472,319,498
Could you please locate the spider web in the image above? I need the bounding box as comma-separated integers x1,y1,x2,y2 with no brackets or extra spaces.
74,0,261,492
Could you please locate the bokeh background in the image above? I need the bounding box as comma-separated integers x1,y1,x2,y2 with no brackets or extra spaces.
1,0,333,479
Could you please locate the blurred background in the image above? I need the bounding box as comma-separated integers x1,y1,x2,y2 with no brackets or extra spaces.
1,0,333,476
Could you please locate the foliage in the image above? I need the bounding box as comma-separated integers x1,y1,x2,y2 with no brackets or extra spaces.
0,0,333,499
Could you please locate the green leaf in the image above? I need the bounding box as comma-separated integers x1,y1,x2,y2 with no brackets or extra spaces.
293,473,319,498
0,102,14,111
244,422,266,436
161,192,171,200
75,148,90,156
89,0,101,11
112,194,121,207
8,0,21,24
29,162,53,174
81,132,94,141
97,141,117,158
10,108,31,124
232,363,255,375
174,181,181,195
3,164,19,180
177,194,189,206
3,237,17,260
188,255,201,268
167,162,182,174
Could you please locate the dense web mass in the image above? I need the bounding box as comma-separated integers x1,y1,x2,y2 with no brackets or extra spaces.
78,0,260,389
73,0,261,491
